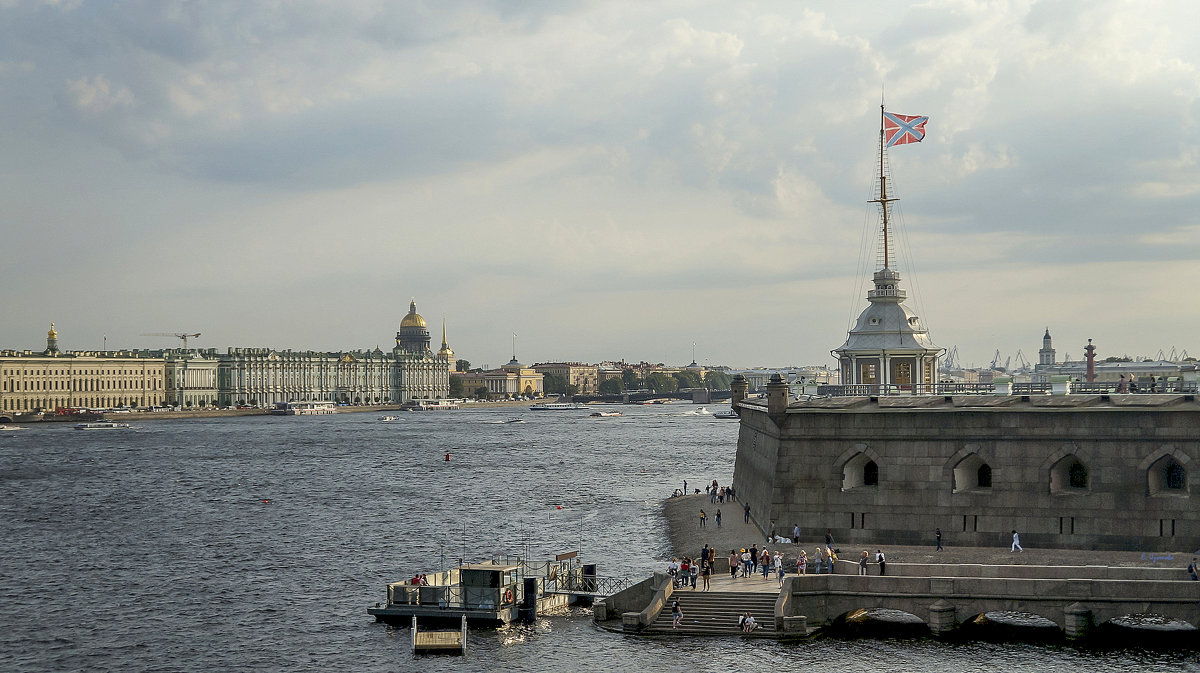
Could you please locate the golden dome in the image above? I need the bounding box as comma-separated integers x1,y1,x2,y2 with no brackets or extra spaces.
400,299,427,328
47,321,58,339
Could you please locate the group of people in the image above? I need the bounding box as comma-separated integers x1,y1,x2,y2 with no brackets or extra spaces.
409,573,429,585
726,545,788,586
706,480,735,504
668,545,717,591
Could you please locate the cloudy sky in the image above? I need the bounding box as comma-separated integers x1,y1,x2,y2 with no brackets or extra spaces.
2,1,1198,369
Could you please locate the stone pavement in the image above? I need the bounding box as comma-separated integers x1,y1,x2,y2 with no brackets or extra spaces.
663,492,1197,571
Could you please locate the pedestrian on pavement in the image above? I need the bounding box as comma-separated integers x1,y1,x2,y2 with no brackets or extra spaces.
1011,529,1023,552
935,528,943,552
728,550,739,579
699,509,706,528
715,509,722,527
1188,558,1198,581
793,523,800,543
825,529,834,549
744,503,751,524
875,549,886,576
858,551,869,575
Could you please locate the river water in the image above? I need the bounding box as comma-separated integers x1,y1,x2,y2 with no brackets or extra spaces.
1,406,1195,672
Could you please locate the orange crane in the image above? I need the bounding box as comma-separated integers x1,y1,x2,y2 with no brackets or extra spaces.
142,332,202,349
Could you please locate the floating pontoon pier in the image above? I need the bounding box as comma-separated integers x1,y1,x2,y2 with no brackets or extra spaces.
369,553,629,627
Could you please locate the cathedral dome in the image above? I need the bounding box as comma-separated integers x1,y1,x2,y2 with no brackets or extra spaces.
400,300,427,329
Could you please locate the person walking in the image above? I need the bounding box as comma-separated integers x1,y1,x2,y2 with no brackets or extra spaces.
671,599,683,629
760,549,771,578
743,503,751,524
793,523,800,544
715,509,722,528
775,552,785,587
875,549,887,576
699,509,706,528
1011,529,1024,552
750,544,759,574
935,528,943,552
689,560,699,588
740,548,751,577
1188,558,1198,581
728,550,739,579
858,551,869,575
825,529,834,549
797,550,807,575
701,560,712,591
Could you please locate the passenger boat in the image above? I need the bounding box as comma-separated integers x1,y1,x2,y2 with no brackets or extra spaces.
713,409,739,419
74,421,133,430
271,401,337,415
529,402,587,411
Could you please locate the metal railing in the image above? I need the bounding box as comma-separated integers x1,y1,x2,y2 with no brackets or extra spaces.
817,381,1198,398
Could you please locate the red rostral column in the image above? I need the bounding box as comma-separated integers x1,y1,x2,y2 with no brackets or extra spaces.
1085,339,1097,383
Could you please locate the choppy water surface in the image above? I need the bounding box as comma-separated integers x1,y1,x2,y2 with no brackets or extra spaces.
1,406,1195,672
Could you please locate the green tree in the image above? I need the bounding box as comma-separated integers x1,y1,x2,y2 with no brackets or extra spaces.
474,386,489,399
621,369,641,390
449,376,464,397
703,370,732,390
599,378,623,395
646,372,678,393
456,359,471,372
565,384,579,396
673,371,703,389
543,373,567,394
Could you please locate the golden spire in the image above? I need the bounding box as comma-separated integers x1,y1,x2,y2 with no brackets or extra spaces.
47,321,58,339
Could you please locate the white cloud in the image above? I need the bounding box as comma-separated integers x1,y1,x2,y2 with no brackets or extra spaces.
65,74,135,113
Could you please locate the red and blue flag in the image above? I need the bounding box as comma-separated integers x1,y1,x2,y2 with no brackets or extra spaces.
883,111,928,147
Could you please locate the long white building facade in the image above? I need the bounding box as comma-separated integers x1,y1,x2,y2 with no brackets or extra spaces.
214,299,451,407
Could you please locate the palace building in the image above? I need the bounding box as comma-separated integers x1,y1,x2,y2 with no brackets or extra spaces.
0,323,165,416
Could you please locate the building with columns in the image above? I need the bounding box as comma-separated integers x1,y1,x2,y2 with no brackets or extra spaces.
0,323,165,416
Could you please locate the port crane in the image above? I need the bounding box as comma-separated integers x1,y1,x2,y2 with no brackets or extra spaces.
142,332,202,349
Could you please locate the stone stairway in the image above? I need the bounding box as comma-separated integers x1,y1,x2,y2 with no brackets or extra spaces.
644,590,780,636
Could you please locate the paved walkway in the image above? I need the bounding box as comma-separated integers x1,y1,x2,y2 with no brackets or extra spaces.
663,492,1196,572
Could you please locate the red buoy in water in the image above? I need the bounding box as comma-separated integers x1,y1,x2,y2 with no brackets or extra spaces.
444,452,451,461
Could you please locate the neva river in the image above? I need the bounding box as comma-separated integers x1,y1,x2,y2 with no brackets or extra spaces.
1,406,1195,672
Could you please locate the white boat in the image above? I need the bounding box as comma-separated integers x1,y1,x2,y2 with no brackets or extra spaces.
0,425,26,431
74,421,132,430
529,402,587,411
271,402,337,415
714,409,739,419
378,416,400,422
590,411,622,417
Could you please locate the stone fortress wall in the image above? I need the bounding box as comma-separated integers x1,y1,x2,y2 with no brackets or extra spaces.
732,390,1200,552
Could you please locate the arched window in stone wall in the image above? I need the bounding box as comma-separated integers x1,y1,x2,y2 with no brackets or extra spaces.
952,453,992,492
1148,455,1188,496
842,452,878,490
1050,454,1089,493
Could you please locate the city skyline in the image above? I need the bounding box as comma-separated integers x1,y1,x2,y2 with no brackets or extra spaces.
2,2,1198,369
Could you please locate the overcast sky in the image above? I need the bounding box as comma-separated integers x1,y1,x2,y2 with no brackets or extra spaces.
2,1,1198,369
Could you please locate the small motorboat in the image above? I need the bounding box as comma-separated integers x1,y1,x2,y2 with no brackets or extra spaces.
590,411,622,417
378,416,400,422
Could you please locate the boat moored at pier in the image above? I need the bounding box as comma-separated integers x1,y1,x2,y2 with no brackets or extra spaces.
529,402,587,411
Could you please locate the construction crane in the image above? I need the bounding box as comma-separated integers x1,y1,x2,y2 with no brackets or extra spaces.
143,332,202,349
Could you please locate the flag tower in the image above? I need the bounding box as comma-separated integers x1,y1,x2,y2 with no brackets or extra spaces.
832,105,941,393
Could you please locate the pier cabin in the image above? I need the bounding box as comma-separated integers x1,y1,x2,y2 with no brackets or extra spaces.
368,556,607,626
